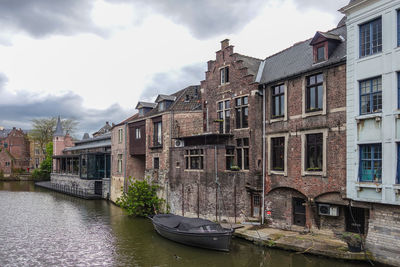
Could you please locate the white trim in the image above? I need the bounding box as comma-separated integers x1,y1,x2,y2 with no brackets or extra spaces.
302,71,327,118
267,132,289,176
300,128,328,177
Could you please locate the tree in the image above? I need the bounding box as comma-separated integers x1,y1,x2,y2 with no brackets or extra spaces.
116,178,165,217
31,142,53,180
29,117,78,150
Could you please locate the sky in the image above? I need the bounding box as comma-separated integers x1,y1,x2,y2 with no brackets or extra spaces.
0,0,349,138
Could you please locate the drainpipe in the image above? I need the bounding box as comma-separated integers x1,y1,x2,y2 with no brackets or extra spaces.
206,101,209,132
124,122,128,193
262,84,266,225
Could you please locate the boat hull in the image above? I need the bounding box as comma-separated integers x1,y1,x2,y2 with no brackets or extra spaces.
151,218,233,252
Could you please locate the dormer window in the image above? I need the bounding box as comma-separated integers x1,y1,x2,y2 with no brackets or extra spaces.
220,66,229,85
317,46,325,62
310,31,342,64
158,102,165,112
139,108,144,116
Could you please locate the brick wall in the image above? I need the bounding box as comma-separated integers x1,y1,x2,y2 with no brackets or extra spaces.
366,204,400,266
264,63,347,231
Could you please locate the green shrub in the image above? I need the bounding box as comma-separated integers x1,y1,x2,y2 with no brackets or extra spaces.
116,177,165,217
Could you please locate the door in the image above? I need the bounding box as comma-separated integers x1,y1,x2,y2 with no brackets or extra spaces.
94,181,102,196
345,207,366,234
252,195,261,217
293,198,306,226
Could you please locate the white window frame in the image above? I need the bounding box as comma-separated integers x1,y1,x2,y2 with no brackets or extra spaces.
300,128,328,177
217,99,231,133
302,72,327,118
219,65,230,85
117,154,123,173
270,82,288,123
267,133,289,176
135,128,141,139
118,128,123,143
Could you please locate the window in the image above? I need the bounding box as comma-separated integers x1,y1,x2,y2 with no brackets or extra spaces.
360,77,382,114
306,133,323,171
398,73,400,109
271,137,285,171
35,148,40,155
135,128,141,139
306,73,323,112
154,157,159,169
35,158,40,168
217,100,231,133
158,102,165,111
139,108,144,116
235,96,248,128
118,128,123,143
397,144,400,184
236,138,249,170
317,46,325,62
5,162,10,166
398,10,400,47
359,144,382,183
360,18,382,57
185,149,204,170
220,66,229,85
272,84,284,118
117,154,123,173
226,147,235,170
153,121,162,147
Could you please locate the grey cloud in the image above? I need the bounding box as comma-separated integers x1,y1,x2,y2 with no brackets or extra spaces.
107,0,267,39
140,62,205,101
292,0,350,14
0,0,103,38
0,87,132,138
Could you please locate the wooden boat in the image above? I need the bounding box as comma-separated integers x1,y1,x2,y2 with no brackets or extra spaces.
149,214,234,252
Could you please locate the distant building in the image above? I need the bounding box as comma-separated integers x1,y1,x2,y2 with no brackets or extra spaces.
51,117,111,198
0,127,30,174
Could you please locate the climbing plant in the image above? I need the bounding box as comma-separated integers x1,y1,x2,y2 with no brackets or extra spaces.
116,177,164,217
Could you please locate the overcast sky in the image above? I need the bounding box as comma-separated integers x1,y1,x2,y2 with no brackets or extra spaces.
0,0,349,138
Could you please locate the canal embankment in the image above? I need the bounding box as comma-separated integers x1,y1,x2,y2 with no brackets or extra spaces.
231,224,374,263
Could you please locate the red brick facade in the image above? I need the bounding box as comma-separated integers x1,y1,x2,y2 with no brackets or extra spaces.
263,58,347,233
0,128,30,174
168,40,264,221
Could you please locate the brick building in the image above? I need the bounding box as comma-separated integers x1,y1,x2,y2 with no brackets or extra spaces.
168,40,264,222
0,127,30,174
29,138,46,170
258,26,348,233
110,85,203,203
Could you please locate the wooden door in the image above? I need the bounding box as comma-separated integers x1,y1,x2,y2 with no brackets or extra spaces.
293,198,306,226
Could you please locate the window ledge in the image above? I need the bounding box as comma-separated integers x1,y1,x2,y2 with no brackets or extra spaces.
270,117,285,123
270,170,286,176
355,113,382,122
184,169,204,172
356,182,382,188
302,110,323,118
302,171,325,177
233,128,250,131
358,52,382,62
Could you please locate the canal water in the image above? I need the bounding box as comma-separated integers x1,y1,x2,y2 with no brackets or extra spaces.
0,181,375,267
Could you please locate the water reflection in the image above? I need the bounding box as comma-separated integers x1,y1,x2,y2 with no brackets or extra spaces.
0,182,377,267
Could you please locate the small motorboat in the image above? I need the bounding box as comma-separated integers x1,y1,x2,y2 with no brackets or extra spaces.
149,214,234,252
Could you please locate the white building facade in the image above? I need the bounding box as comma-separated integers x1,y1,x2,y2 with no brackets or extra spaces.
341,0,400,265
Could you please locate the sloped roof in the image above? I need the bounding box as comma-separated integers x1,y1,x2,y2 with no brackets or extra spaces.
54,116,64,137
155,94,176,103
259,25,346,85
235,54,262,77
135,101,157,109
92,122,112,136
113,113,139,128
0,129,11,139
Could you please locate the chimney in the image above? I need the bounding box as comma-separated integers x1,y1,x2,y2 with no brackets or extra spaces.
221,39,230,50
